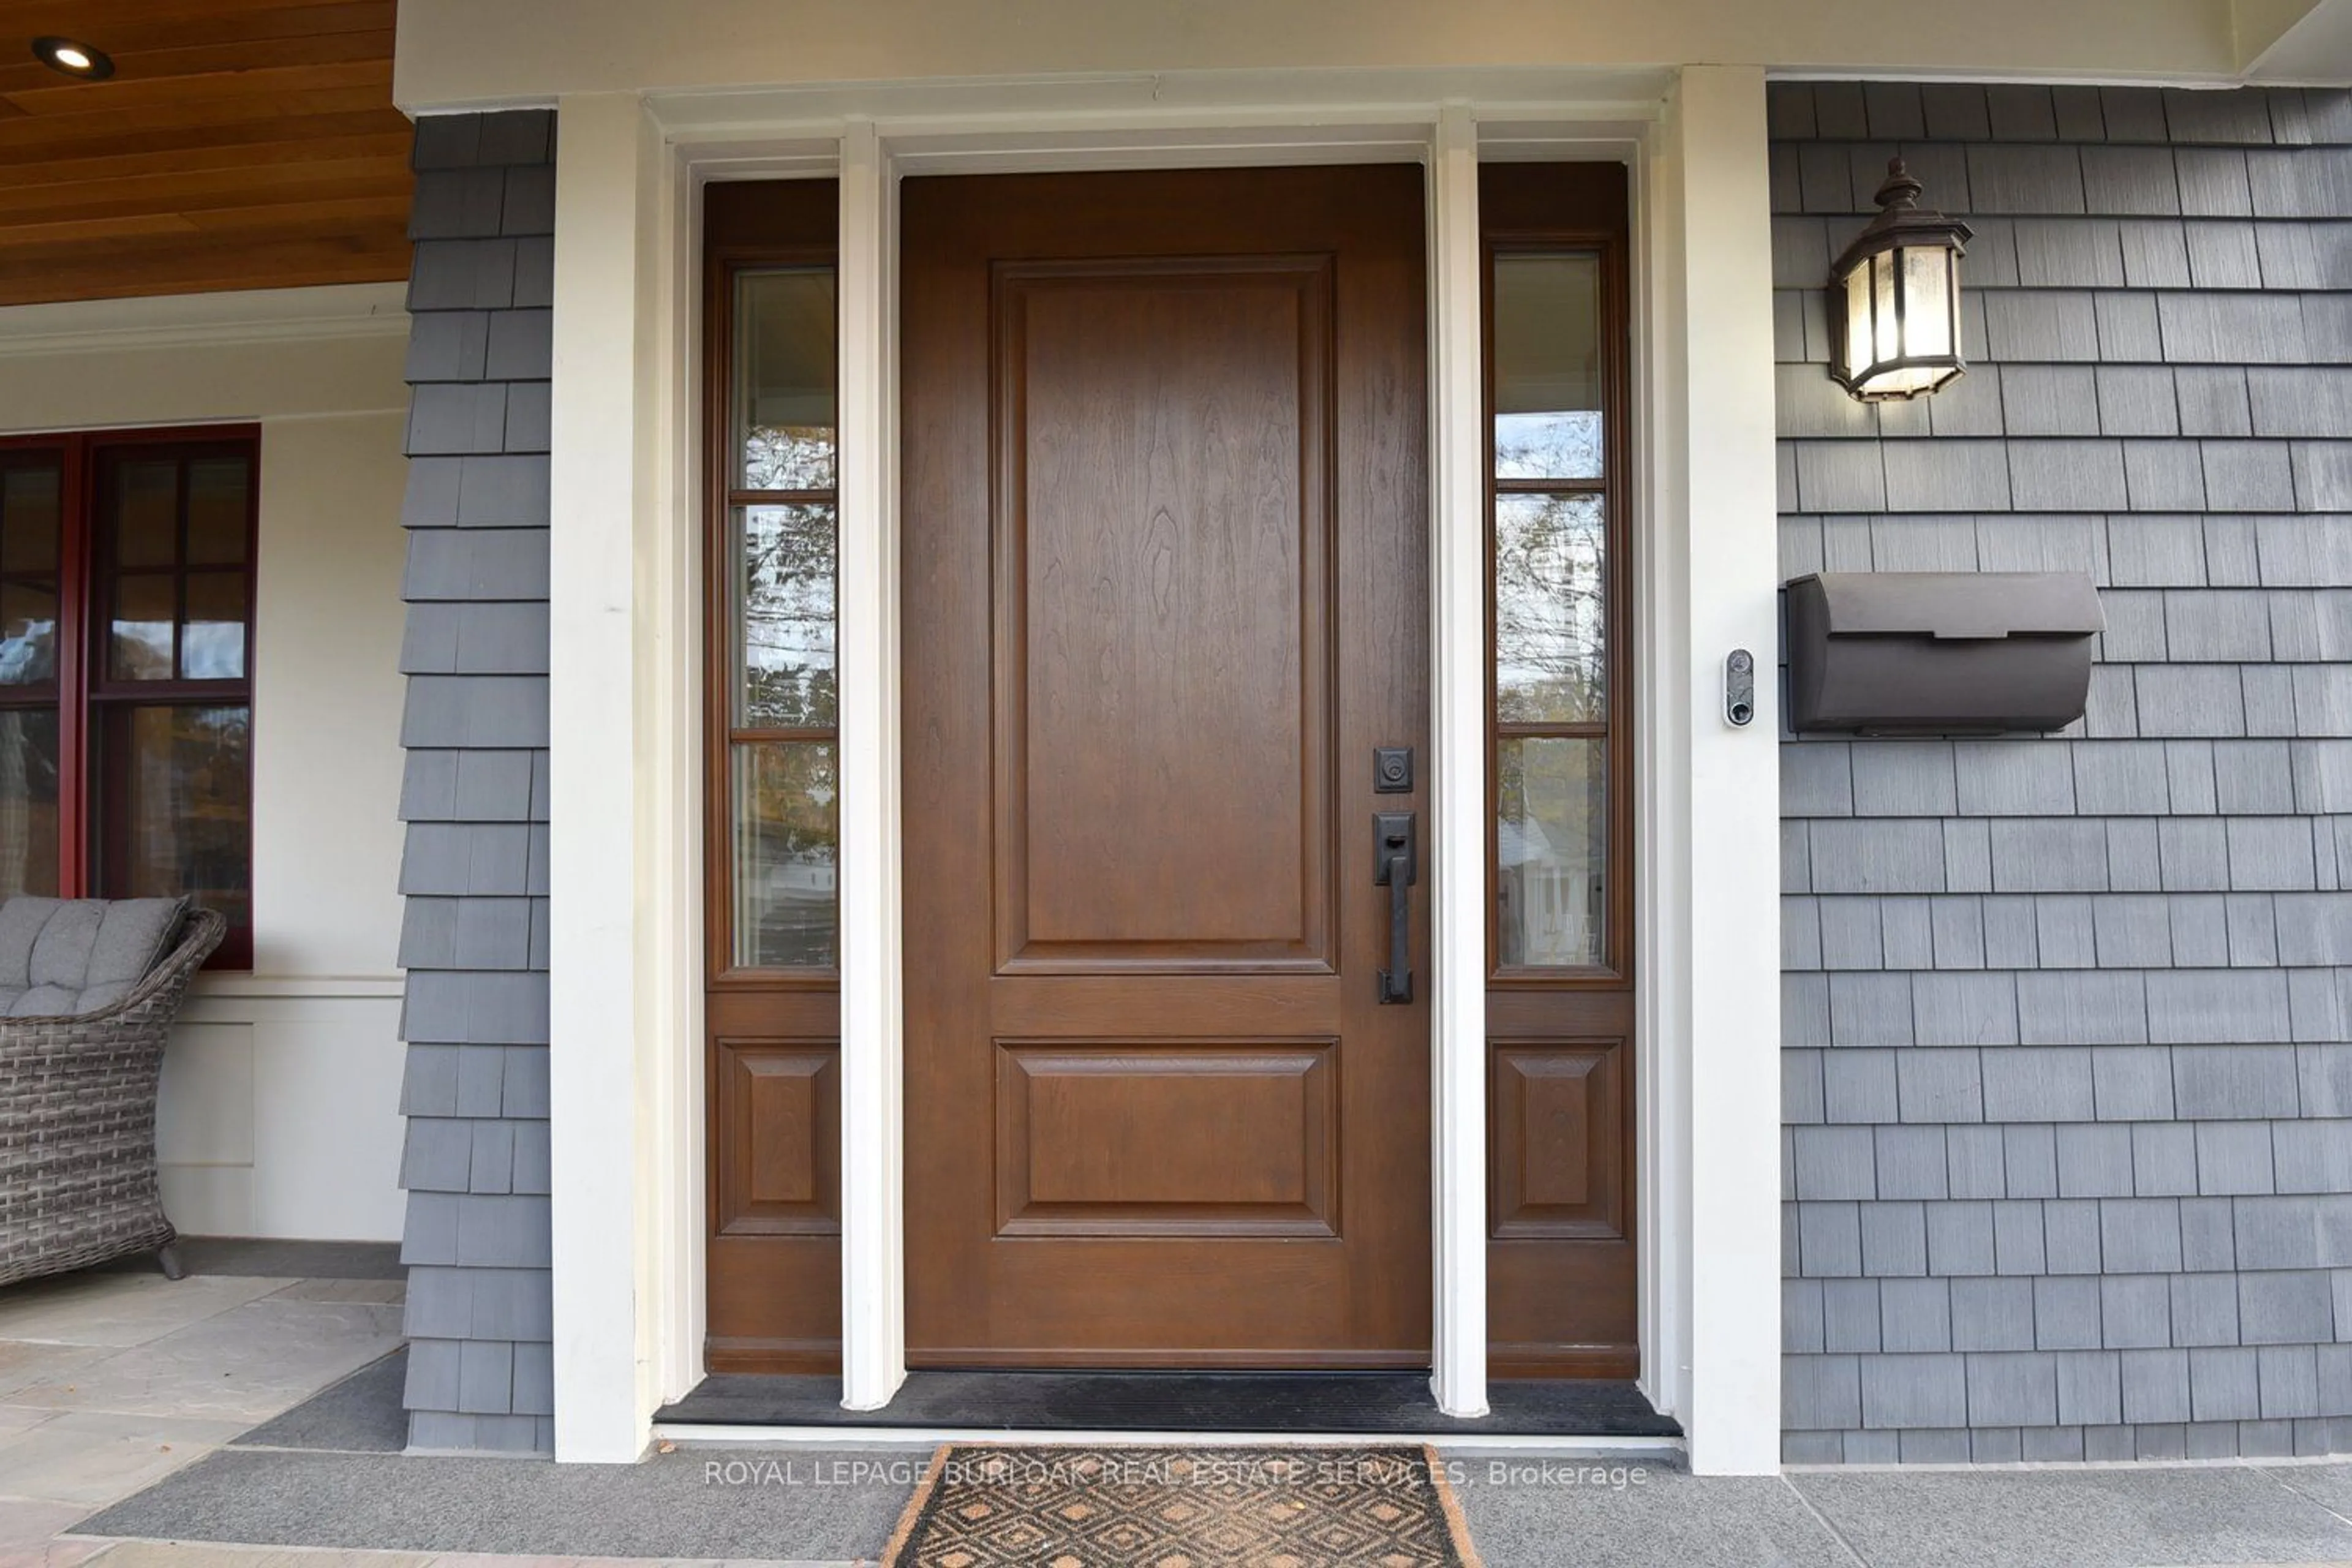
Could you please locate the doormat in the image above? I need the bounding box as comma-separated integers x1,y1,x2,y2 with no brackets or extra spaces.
881,1444,1482,1567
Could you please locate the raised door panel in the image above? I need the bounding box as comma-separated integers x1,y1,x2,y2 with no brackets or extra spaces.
1490,1040,1625,1240
713,1039,839,1237
994,1041,1336,1237
994,258,1334,972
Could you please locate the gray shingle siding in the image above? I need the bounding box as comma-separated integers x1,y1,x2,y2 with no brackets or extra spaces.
397,108,556,1456
1776,82,2352,1464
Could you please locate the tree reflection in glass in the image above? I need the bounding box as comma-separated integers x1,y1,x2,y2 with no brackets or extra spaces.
1490,249,1610,970
728,264,841,971
108,705,249,933
736,270,838,493
733,741,838,969
1498,736,1604,968
1492,254,1602,481
0,464,59,690
1494,410,1602,484
0,710,58,899
736,503,837,729
1494,492,1604,725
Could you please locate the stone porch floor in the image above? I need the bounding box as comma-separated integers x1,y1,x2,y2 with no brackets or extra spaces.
11,1251,2352,1566
0,1244,403,1567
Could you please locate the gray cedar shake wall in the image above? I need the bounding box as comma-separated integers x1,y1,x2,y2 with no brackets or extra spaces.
1775,81,2352,1464
393,109,557,1454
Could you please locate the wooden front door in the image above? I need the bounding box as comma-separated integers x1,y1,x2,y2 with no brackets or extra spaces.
901,165,1432,1367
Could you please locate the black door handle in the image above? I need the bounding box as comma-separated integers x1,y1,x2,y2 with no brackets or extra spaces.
1374,811,1416,1004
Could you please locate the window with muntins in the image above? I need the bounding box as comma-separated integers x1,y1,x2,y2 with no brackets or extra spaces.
720,266,840,971
1488,250,1619,974
0,428,257,968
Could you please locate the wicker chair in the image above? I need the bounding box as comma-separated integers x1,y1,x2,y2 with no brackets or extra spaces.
0,906,225,1288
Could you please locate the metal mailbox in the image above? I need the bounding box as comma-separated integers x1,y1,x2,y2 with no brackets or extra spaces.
1784,571,2106,735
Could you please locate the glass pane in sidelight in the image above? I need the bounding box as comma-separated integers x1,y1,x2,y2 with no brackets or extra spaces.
1493,253,1604,481
736,269,838,492
181,571,247,680
101,704,251,933
113,461,179,569
734,503,837,729
0,708,59,899
2,465,60,573
1498,735,1606,969
0,581,56,685
110,573,175,681
1494,492,1606,725
186,458,250,565
731,740,838,969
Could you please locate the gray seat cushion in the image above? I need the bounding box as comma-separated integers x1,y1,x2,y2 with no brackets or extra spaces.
0,896,190,1017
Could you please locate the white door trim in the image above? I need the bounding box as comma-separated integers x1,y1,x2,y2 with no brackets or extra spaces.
1427,103,1490,1419
547,91,656,1465
829,107,1507,1420
834,118,908,1411
1650,65,1785,1474
546,64,1782,1472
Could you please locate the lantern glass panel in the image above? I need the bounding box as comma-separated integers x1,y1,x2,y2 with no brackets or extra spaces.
1902,247,1953,358
1843,263,1872,378
1872,250,1899,368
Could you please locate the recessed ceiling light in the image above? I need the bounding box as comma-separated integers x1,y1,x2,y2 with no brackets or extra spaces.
31,36,114,80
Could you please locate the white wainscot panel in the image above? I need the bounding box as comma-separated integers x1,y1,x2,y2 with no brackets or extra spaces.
161,982,407,1242
156,1021,257,1237
252,998,406,1240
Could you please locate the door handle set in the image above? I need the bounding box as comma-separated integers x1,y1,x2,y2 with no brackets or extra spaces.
1374,810,1416,1005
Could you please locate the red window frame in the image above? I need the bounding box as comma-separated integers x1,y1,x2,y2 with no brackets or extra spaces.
0,424,259,969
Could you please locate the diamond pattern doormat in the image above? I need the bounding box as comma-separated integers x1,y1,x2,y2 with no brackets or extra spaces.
881,1444,1482,1567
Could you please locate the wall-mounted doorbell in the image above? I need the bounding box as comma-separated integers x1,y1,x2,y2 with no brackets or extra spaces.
1725,649,1757,728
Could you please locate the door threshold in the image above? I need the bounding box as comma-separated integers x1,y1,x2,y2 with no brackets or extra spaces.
654,1421,1685,1458
654,1370,1681,1441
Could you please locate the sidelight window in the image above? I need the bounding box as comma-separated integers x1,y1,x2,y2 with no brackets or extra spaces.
0,431,255,968
720,266,840,971
1488,251,1618,973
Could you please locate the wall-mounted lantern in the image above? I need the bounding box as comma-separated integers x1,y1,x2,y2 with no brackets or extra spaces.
1828,158,1972,402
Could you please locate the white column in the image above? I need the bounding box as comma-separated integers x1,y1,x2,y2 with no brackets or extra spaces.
547,90,656,1463
1428,103,1490,1421
1664,64,1783,1476
835,119,908,1412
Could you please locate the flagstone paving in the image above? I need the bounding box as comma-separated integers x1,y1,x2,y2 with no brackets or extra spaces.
0,1256,403,1568
11,1258,2352,1568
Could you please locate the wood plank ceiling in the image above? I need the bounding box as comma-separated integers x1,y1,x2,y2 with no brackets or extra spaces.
0,0,410,307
